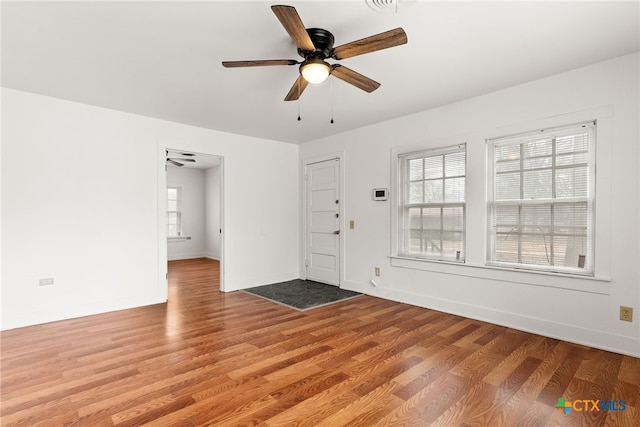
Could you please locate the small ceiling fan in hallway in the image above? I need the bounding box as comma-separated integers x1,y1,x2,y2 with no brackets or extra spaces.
166,151,196,167
221,4,408,101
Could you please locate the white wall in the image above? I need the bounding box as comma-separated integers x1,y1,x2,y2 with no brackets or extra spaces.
205,165,222,260
2,55,637,357
166,166,206,260
300,53,640,357
1,88,300,330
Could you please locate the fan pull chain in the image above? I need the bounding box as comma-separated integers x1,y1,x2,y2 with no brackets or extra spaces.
330,76,334,124
297,78,302,121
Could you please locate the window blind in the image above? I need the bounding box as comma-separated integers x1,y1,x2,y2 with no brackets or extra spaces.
399,144,466,261
487,122,595,274
167,187,182,237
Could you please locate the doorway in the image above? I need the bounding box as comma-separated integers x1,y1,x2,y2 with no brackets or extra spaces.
161,148,224,296
304,157,341,286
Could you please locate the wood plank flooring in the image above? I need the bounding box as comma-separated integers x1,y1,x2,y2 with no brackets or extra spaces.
1,258,638,426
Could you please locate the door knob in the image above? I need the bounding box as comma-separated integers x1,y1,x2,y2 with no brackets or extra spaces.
333,230,340,235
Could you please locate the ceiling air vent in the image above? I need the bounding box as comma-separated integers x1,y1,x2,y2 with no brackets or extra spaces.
365,0,415,14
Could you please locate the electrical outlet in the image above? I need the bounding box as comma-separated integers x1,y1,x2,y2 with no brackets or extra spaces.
374,267,380,277
39,278,54,286
349,220,355,229
620,306,633,322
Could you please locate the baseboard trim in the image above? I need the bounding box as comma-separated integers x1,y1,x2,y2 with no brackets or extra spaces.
167,253,208,261
341,279,640,358
1,294,165,331
225,272,301,292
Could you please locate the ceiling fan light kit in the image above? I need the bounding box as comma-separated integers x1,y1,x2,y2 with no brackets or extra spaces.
222,4,407,102
300,56,330,84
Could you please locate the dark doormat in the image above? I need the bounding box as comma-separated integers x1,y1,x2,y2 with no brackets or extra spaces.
242,279,362,311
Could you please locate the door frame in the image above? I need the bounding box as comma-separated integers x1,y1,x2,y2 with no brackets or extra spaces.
301,151,345,285
158,144,225,300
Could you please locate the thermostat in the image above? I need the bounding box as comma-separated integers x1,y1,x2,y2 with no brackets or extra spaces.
373,188,388,201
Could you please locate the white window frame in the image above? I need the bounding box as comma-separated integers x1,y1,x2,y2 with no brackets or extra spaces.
394,143,467,262
167,186,182,238
486,121,596,275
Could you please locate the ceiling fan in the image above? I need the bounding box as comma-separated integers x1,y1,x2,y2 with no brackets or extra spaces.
166,151,196,167
222,4,408,101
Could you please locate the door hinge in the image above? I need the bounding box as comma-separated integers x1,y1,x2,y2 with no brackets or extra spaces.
305,259,309,267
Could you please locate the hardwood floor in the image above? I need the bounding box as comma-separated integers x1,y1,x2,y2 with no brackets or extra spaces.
1,258,638,426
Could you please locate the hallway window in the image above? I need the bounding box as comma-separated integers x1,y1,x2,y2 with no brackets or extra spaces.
398,143,466,261
167,187,182,237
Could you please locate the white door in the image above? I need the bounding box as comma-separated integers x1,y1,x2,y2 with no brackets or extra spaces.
305,158,340,285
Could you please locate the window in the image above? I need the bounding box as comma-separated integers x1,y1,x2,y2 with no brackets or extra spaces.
487,121,595,274
167,187,182,237
398,144,466,261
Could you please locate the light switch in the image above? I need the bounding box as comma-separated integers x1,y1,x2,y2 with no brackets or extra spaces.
349,220,355,229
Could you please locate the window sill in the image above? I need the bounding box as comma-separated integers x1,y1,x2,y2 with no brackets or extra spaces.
389,255,611,295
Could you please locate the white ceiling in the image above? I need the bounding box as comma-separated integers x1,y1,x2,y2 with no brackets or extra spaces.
2,1,638,144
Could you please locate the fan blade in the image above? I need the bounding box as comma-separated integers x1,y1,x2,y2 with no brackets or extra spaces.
271,5,315,51
332,28,407,60
167,159,184,167
284,75,309,101
168,158,196,162
222,59,298,68
330,64,380,93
